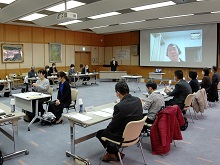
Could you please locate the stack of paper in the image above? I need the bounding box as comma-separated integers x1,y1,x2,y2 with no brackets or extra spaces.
92,111,112,118
101,108,113,114
68,113,92,122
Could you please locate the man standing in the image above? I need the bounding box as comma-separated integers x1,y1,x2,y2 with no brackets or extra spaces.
164,70,192,111
110,57,118,71
96,81,143,162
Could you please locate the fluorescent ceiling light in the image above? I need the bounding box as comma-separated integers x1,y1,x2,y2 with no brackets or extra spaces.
197,0,205,1
88,12,121,19
0,0,15,4
58,20,82,25
211,11,220,14
120,20,145,25
19,13,48,21
131,1,176,11
46,0,85,12
159,14,194,19
89,25,109,29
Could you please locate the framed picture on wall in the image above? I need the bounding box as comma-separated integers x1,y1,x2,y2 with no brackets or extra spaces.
1,44,24,63
49,43,62,63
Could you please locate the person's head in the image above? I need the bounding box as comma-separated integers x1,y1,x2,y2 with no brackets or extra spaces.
70,64,75,69
188,70,197,80
115,80,129,100
174,70,183,81
112,57,115,61
211,65,217,73
166,44,181,62
202,67,210,76
52,63,56,68
45,65,49,71
31,66,35,71
57,71,69,83
38,69,47,79
146,81,157,94
85,65,89,69
80,64,83,68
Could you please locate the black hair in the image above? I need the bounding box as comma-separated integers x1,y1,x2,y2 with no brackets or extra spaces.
80,64,83,68
188,70,197,79
115,80,129,95
70,64,75,68
203,67,210,76
166,44,182,56
212,65,217,72
57,71,70,82
52,63,56,66
38,69,47,78
146,80,157,90
45,65,49,69
174,70,183,79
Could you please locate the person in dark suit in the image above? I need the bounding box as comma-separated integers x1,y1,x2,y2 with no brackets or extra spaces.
96,81,143,162
81,64,90,82
48,71,71,124
110,57,118,71
164,70,192,111
208,65,219,102
28,66,37,78
200,67,211,92
49,63,58,74
188,70,200,93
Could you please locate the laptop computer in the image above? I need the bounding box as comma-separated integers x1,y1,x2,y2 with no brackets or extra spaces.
155,68,162,73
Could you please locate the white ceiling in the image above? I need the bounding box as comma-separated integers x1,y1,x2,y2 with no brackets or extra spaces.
0,0,220,34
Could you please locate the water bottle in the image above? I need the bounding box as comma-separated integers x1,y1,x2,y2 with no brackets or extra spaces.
10,98,15,113
78,99,83,113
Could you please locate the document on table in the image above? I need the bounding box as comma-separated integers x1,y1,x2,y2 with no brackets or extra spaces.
92,111,112,117
101,107,114,114
68,113,92,121
0,109,6,116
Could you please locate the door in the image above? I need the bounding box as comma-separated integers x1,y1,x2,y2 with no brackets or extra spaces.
74,52,91,72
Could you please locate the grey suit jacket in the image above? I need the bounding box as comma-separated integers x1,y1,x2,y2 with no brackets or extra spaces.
167,79,192,109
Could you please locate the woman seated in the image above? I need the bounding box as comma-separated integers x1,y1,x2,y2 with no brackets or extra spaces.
200,67,211,92
188,70,200,93
48,71,71,124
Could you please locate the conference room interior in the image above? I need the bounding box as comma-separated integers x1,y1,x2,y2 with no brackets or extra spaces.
1,0,220,165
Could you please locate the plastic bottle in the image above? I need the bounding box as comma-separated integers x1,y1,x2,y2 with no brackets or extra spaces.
10,98,15,113
78,99,83,113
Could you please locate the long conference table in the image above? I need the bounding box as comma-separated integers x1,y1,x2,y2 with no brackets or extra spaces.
0,103,29,160
63,102,115,165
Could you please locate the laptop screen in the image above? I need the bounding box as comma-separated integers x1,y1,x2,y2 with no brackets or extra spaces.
155,68,162,73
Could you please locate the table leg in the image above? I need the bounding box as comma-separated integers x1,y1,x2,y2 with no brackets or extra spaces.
28,100,41,131
66,121,90,165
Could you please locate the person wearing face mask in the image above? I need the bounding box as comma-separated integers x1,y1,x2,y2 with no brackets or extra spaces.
81,64,90,82
49,63,58,74
96,81,143,162
68,64,78,82
142,81,165,124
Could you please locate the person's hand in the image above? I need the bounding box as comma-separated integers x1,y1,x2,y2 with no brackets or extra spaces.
164,88,169,93
55,99,60,106
32,83,37,87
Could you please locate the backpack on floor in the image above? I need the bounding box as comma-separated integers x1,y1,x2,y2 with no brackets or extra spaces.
0,150,4,165
41,112,56,126
180,117,188,131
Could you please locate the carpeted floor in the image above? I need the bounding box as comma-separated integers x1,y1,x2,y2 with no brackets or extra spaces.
1,80,220,165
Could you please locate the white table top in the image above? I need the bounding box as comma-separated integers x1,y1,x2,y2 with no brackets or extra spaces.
149,72,165,75
0,79,12,82
13,92,51,101
121,75,142,78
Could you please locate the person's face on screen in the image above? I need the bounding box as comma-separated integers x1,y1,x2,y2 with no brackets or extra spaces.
167,45,180,62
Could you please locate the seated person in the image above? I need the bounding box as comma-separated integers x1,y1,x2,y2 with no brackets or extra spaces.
28,66,37,78
68,64,78,82
188,70,200,93
96,81,143,162
164,70,192,112
142,81,165,124
49,63,58,74
200,67,211,92
48,71,71,124
81,64,90,82
208,65,219,102
45,65,53,85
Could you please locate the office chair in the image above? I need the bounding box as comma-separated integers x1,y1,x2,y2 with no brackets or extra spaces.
65,88,78,113
183,93,196,123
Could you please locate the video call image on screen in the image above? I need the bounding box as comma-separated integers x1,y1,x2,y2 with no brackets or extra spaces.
150,29,202,62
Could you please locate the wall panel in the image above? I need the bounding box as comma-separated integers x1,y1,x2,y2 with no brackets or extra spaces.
121,46,131,65
33,44,44,67
19,26,32,42
20,43,33,68
91,46,99,65
74,32,84,45
98,47,104,65
32,27,44,43
65,31,75,45
44,28,55,43
0,24,4,41
5,25,19,42
121,33,131,45
83,33,92,45
66,45,75,67
44,44,50,66
104,47,112,65
113,46,122,65
55,29,66,44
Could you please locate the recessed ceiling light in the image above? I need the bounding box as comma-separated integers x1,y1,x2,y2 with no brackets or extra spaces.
89,25,109,29
120,20,145,25
0,0,15,4
46,0,85,12
159,14,194,20
211,11,220,14
88,12,121,19
19,13,48,21
131,1,176,11
58,20,82,25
